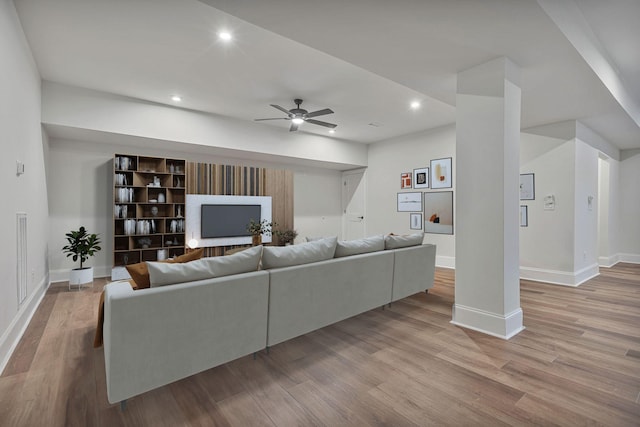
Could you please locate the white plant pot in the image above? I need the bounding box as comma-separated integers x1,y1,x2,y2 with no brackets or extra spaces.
69,266,94,287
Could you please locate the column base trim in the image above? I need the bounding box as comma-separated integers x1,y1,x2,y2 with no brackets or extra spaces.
451,304,524,340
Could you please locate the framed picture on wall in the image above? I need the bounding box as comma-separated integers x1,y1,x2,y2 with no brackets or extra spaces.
423,191,454,234
410,213,423,230
401,172,412,189
520,205,528,227
413,167,429,189
397,192,422,212
520,173,535,200
430,158,452,189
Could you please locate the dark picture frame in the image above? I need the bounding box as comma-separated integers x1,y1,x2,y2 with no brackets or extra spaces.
520,205,528,227
410,213,423,230
423,191,454,234
413,167,429,189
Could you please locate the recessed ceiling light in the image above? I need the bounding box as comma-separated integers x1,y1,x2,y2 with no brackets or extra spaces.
410,101,421,109
218,31,232,41
171,95,182,102
328,129,336,134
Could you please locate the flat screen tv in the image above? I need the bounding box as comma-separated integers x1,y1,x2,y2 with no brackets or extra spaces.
201,204,261,238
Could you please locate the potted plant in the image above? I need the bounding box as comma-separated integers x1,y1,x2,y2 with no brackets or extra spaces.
246,219,275,246
62,226,101,287
274,228,298,246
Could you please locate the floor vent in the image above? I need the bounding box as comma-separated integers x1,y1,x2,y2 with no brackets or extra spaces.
17,212,27,305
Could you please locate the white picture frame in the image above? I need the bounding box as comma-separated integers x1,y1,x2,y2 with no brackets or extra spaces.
397,192,422,212
520,173,535,200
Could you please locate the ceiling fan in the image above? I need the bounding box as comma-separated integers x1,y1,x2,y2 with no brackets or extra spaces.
255,99,337,132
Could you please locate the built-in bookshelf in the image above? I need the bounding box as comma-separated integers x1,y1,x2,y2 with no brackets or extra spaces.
113,154,186,269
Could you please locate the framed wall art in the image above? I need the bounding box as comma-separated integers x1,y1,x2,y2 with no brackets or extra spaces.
424,191,453,234
520,173,535,200
413,167,429,189
410,213,423,230
400,172,412,189
430,157,452,189
397,192,422,212
520,205,528,227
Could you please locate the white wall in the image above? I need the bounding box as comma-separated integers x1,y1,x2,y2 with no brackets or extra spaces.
367,125,456,267
519,137,577,282
294,169,343,242
619,149,640,263
0,0,50,373
47,138,344,280
573,140,599,281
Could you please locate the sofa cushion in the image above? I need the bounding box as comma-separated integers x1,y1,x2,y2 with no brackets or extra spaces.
147,246,263,287
384,233,424,250
262,237,337,269
305,236,324,242
334,235,385,258
125,248,204,289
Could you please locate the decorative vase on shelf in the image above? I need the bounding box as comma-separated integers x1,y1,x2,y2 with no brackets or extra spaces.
252,234,262,246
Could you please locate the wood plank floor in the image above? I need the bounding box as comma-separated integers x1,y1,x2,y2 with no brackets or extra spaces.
1,264,639,426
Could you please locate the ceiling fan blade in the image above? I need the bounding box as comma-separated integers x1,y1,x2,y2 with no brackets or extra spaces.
270,104,291,115
289,122,299,132
305,108,333,118
254,117,289,121
306,119,337,129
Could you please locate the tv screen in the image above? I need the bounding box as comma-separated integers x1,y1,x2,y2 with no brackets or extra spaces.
201,204,261,238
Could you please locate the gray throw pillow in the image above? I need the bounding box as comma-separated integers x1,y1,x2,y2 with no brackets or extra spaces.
148,245,262,287
334,235,385,258
262,237,337,269
384,233,424,250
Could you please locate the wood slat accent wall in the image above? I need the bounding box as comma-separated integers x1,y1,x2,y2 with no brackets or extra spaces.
186,162,293,256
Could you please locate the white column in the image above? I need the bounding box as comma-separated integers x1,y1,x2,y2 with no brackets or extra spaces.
453,57,524,339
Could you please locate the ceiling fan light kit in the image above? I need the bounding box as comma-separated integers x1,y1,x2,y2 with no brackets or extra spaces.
255,98,337,132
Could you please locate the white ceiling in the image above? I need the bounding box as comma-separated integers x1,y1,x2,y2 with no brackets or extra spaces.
14,0,640,150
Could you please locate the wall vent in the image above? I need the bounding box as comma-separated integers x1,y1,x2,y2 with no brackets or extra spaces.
17,212,27,305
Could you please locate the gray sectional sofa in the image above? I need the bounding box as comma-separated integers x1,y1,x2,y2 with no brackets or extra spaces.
103,235,436,405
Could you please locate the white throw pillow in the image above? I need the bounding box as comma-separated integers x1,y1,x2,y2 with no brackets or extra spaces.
334,235,385,258
148,245,262,287
384,233,424,250
262,237,337,269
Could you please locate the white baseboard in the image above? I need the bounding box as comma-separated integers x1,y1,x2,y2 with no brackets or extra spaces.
0,276,49,375
619,253,640,264
436,255,455,269
49,265,111,283
451,304,524,340
519,263,599,287
599,254,620,268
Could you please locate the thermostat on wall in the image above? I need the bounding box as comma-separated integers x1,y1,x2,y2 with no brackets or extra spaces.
544,195,555,210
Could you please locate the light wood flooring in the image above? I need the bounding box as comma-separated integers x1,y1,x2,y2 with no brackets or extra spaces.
1,264,639,426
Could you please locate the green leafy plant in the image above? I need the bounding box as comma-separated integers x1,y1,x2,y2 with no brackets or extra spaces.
274,228,298,245
246,219,276,236
62,226,102,269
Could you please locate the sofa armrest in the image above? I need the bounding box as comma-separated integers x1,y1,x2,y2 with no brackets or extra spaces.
103,271,269,404
391,243,436,301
